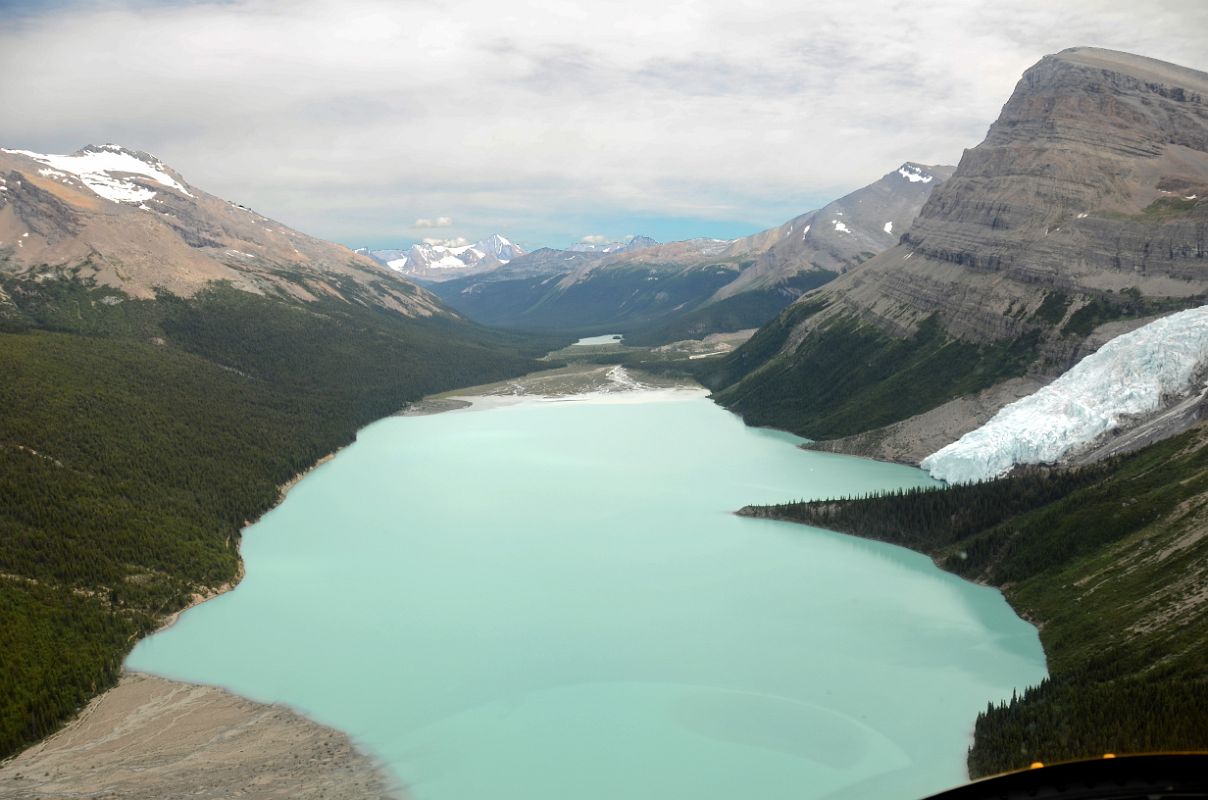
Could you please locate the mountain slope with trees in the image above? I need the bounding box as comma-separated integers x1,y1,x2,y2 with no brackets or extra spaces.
0,146,564,762
711,47,1208,778
739,424,1208,775
708,48,1208,448
428,162,951,342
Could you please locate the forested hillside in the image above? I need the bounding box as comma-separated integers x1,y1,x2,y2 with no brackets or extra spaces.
429,259,746,334
704,304,1044,439
0,275,559,759
739,429,1208,775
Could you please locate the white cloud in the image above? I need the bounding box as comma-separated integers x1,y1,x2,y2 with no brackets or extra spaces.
414,216,454,228
580,234,608,244
0,0,1204,246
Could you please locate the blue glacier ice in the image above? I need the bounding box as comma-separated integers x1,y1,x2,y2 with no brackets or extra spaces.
921,306,1208,484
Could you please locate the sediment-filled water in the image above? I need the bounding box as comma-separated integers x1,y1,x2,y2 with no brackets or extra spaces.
129,388,1046,800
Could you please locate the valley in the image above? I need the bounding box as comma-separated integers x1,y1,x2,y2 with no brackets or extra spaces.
409,162,952,342
0,21,1206,800
0,265,561,763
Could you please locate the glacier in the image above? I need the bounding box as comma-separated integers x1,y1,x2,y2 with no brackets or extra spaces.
921,305,1208,484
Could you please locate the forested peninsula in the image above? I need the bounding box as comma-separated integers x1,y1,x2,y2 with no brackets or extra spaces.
740,431,1208,775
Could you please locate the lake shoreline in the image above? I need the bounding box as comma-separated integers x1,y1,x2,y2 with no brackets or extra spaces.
11,368,1044,799
0,366,682,794
735,502,1052,782
0,442,398,798
126,382,1045,799
0,672,405,800
0,364,692,794
140,442,345,639
406,360,702,412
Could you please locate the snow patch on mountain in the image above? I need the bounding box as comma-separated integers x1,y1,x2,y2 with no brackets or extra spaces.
921,306,1208,483
3,144,193,204
883,221,893,234
385,234,524,275
897,164,934,184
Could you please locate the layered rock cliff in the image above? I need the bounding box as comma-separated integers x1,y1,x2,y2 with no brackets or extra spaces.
827,48,1208,343
711,48,1208,447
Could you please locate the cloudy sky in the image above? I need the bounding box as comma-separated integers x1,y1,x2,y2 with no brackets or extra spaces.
1,0,1205,250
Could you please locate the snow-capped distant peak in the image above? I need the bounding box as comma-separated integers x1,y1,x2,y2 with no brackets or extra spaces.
922,305,1208,483
896,163,934,184
883,221,894,234
2,144,193,204
476,233,524,261
382,233,525,276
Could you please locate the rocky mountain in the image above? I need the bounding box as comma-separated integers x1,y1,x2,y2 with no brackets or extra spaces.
426,236,750,334
0,144,442,317
427,233,663,282
0,144,559,765
428,164,950,341
712,162,955,300
841,48,1208,344
707,48,1208,453
567,235,659,253
375,234,525,282
706,52,1208,777
498,246,609,274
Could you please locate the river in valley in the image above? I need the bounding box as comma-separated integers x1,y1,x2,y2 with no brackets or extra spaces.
127,385,1046,800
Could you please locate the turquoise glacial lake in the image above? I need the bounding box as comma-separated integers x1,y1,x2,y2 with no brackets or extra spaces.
128,387,1047,800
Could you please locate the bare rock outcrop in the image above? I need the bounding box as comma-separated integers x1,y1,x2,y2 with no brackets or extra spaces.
826,47,1208,344
0,145,445,318
711,48,1208,456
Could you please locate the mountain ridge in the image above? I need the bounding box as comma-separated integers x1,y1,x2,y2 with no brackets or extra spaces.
710,161,955,301
708,47,1208,448
0,144,443,318
0,143,563,764
708,51,1208,774
375,233,526,282
832,46,1208,344
427,161,951,340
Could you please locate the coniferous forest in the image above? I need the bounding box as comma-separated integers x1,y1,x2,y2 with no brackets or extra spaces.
0,275,561,759
740,432,1208,776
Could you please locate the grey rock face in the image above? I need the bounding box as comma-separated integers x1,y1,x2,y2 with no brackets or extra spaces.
818,47,1208,345
714,161,954,300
